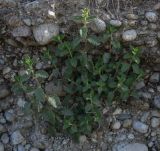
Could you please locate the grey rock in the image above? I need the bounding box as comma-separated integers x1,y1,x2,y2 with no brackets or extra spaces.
33,23,59,45
151,118,160,128
151,110,160,118
135,81,145,90
1,133,9,144
139,92,152,100
4,109,15,122
0,114,6,124
132,121,148,133
150,73,160,83
0,124,6,133
123,119,132,128
11,130,25,145
90,18,106,33
109,20,122,27
17,97,26,108
12,26,31,37
0,85,10,99
17,145,25,151
127,14,139,20
157,32,160,40
112,121,121,130
122,30,137,42
30,148,40,151
145,12,158,22
141,112,150,122
23,19,32,26
3,67,11,75
116,113,132,120
154,2,160,10
113,143,148,151
146,38,158,47
0,142,4,151
154,96,160,109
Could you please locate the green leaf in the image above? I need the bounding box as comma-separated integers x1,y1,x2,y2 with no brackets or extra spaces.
72,37,81,49
107,92,114,104
70,58,77,67
34,87,45,103
132,64,141,74
79,27,88,39
48,95,61,108
121,63,130,72
35,70,49,79
87,36,100,46
103,53,111,64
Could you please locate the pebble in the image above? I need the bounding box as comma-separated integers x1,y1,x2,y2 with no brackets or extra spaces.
149,73,159,83
17,97,26,108
0,85,10,99
151,118,160,128
12,26,31,37
122,30,137,41
123,119,132,128
127,14,139,20
145,12,158,22
154,96,160,109
112,121,121,130
109,20,122,27
135,81,145,90
3,67,11,75
11,130,25,145
0,124,6,133
113,143,148,151
0,142,4,151
33,23,59,45
17,145,25,151
79,135,87,143
90,18,106,33
4,109,15,122
30,148,40,151
151,110,160,118
132,121,149,133
1,133,9,144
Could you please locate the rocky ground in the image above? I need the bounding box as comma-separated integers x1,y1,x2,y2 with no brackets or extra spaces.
0,43,160,151
1,0,160,151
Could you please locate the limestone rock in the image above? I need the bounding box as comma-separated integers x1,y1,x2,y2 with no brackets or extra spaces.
90,18,106,33
145,12,158,22
33,23,59,45
132,121,148,133
12,26,31,37
122,30,137,42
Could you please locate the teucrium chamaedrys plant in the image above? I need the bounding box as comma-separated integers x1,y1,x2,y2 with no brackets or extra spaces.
12,8,144,140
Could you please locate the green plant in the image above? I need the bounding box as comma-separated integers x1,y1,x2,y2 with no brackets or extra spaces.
12,8,144,140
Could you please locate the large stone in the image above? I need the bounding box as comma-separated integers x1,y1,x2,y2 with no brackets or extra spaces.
90,18,106,33
12,26,31,37
11,130,25,145
122,30,137,42
0,85,10,99
113,143,148,151
145,12,158,22
132,121,148,133
33,23,59,45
